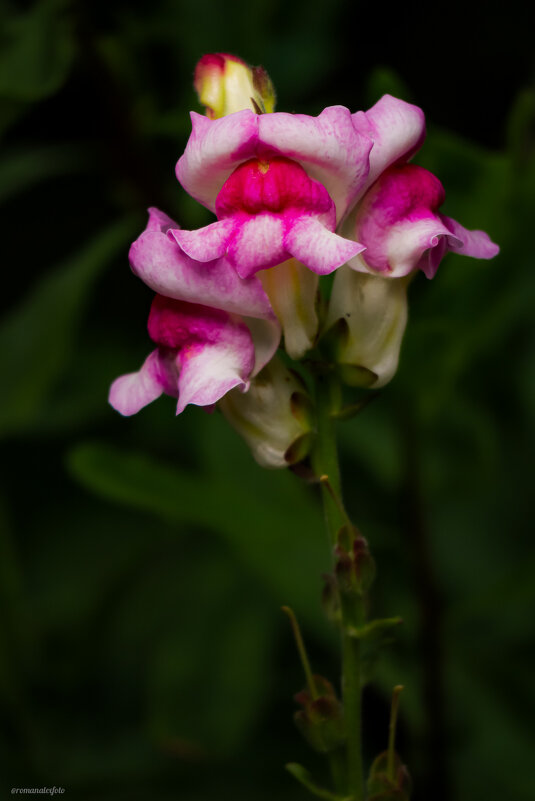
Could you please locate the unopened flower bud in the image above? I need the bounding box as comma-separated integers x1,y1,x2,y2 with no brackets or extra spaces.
194,53,276,119
321,572,341,623
335,525,376,596
322,267,409,389
367,751,412,801
294,675,346,753
219,357,314,468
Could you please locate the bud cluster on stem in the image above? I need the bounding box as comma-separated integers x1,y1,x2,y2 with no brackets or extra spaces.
310,373,367,801
282,371,408,801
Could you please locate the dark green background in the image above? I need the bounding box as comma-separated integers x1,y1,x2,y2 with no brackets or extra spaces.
1,1,534,799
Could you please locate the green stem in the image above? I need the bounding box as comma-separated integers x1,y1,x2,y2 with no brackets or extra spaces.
311,375,345,541
311,375,364,801
341,623,364,800
329,749,348,797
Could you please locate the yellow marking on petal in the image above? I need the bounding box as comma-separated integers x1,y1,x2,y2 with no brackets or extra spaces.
258,160,270,174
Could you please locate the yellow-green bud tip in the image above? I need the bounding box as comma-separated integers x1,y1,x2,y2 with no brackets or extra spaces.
194,52,276,119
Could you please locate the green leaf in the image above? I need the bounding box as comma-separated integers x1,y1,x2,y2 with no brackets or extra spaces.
0,144,91,204
67,430,332,638
148,585,275,754
0,0,75,103
0,217,136,438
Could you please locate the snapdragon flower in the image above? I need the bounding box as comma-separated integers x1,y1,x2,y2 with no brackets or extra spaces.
109,208,279,415
322,94,499,387
172,108,370,279
109,54,499,427
341,162,499,280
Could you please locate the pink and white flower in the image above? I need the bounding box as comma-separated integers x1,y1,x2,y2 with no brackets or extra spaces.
109,208,280,416
110,56,501,416
341,95,499,279
172,106,373,278
342,163,499,279
321,93,499,388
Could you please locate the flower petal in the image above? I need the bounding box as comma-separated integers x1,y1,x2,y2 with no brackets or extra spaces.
177,106,373,222
176,110,259,211
324,266,409,388
129,228,274,320
108,349,177,416
344,165,499,279
146,206,177,233
352,95,426,197
227,214,286,278
344,164,451,278
176,320,255,413
244,316,281,375
441,215,500,259
285,216,365,275
259,106,373,222
260,258,319,359
169,218,235,262
368,216,454,279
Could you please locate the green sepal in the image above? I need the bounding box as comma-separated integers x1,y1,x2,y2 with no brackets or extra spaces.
290,388,315,426
367,751,412,800
321,572,341,624
330,391,380,420
285,431,315,465
337,363,378,388
286,763,352,801
319,318,380,388
251,65,276,113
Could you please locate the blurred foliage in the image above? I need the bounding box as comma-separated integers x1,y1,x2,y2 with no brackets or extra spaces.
0,1,534,800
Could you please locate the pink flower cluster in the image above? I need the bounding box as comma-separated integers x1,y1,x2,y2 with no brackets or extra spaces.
110,54,498,421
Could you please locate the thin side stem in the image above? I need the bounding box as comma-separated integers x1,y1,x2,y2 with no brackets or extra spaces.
282,606,319,700
387,685,404,781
